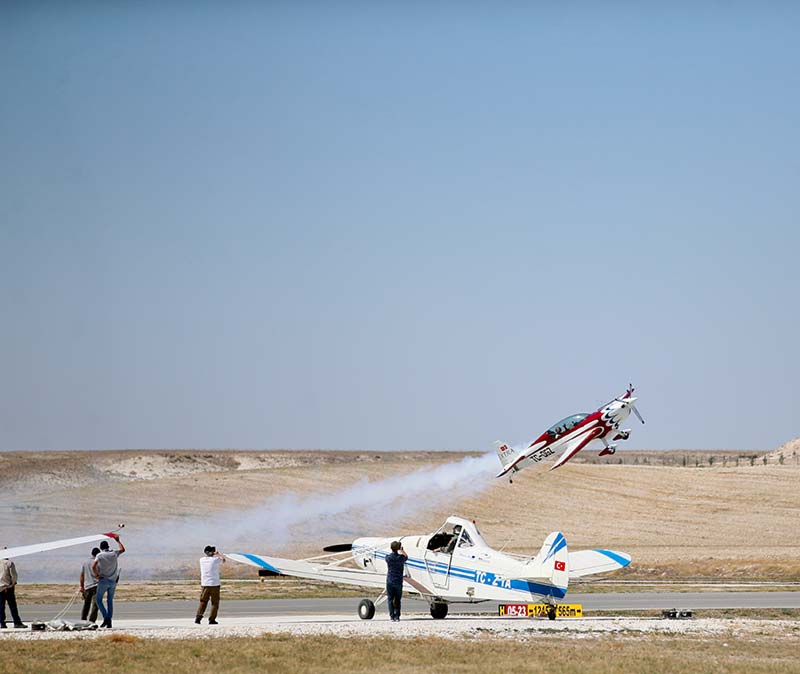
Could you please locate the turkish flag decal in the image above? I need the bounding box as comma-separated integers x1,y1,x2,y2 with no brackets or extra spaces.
554,561,566,571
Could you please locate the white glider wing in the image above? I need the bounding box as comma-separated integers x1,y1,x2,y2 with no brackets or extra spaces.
567,549,631,578
1,533,117,560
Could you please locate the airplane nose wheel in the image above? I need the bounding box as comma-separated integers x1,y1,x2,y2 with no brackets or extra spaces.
430,602,449,619
547,605,557,621
358,599,375,620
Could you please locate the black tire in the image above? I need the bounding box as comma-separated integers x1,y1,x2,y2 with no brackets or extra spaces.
358,599,375,620
547,605,557,621
430,602,449,620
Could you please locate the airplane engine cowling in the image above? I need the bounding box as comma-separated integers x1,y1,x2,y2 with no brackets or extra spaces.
352,537,390,570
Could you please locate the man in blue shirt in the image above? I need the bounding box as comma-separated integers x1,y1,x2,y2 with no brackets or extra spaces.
385,541,408,622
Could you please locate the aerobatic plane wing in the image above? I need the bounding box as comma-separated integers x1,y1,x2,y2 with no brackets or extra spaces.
549,425,604,470
567,549,631,578
1,533,118,559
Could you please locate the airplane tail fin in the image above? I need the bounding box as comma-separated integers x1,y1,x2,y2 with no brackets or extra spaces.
537,531,570,591
494,441,519,472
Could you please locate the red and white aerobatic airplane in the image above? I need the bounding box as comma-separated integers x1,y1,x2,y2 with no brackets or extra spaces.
496,386,645,481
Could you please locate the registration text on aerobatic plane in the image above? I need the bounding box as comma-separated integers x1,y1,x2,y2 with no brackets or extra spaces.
228,516,630,620
495,385,645,481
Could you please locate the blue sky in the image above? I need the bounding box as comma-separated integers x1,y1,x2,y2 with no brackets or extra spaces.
1,3,798,452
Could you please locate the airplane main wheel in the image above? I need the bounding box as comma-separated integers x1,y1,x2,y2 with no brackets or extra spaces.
547,605,557,621
430,602,449,620
358,599,375,620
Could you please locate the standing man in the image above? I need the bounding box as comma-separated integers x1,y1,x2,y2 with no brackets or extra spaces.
79,547,101,623
92,534,125,629
385,540,408,622
195,545,225,625
0,556,27,629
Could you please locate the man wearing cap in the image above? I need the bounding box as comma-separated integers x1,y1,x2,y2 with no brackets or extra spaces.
79,547,101,623
195,545,225,625
385,540,408,622
92,534,125,629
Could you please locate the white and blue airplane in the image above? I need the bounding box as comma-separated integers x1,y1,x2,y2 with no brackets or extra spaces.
228,516,631,620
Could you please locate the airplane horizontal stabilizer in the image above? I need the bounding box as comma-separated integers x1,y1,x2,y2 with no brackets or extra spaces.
567,549,631,578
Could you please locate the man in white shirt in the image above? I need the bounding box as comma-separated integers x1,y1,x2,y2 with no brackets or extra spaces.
1,557,27,628
92,535,125,629
195,545,225,625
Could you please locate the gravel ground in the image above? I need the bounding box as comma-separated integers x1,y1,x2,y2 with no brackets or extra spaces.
2,614,799,642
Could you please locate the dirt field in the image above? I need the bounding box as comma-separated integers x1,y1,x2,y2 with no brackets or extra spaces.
456,458,800,580
2,447,799,581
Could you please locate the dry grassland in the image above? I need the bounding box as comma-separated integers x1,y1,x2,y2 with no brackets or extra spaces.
2,449,799,581
3,633,800,674
18,579,362,604
459,460,800,580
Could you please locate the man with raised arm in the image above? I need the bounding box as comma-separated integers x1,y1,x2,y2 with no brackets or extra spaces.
196,545,226,625
385,541,408,622
92,534,125,629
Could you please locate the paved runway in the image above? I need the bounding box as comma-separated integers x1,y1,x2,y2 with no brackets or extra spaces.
21,592,800,622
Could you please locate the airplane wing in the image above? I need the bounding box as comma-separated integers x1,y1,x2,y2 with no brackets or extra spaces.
228,552,431,595
568,549,631,578
1,533,118,560
549,425,604,470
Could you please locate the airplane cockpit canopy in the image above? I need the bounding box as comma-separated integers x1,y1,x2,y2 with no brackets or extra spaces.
427,516,489,552
547,413,589,437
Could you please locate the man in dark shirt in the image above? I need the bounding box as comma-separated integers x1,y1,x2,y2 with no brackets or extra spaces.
385,540,408,622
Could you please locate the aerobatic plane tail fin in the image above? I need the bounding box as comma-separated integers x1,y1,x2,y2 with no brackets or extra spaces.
494,441,519,476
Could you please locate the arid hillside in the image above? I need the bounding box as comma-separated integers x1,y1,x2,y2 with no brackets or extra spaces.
1,445,798,580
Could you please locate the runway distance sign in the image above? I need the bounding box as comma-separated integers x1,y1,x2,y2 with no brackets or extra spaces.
498,604,583,618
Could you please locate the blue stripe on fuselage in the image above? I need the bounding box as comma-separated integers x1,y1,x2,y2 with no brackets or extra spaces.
364,549,566,599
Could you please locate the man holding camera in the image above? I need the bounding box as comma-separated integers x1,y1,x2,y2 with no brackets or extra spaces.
385,540,408,622
195,545,225,625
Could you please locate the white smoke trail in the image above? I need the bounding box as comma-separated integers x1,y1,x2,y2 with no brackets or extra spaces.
16,452,501,581
151,451,498,549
